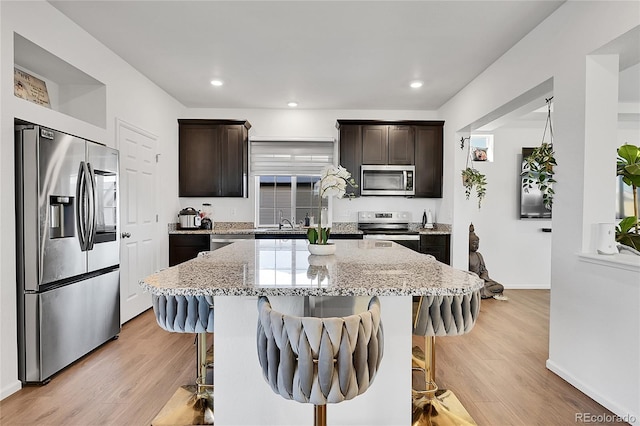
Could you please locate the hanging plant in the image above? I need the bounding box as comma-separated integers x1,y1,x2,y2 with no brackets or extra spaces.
460,136,487,209
522,142,556,209
522,97,557,210
462,167,487,209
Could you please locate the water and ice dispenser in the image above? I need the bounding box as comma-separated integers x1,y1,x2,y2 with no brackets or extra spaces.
49,196,75,239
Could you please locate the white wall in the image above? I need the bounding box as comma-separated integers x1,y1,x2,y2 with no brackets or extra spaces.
465,115,639,291
438,1,639,422
178,108,445,225
619,121,640,147
467,126,552,289
0,1,184,399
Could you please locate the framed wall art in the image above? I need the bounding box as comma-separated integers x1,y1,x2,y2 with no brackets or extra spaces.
14,68,51,108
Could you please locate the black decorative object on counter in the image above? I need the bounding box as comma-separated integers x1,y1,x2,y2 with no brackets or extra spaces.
201,217,213,230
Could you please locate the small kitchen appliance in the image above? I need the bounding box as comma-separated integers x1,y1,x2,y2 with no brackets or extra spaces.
200,217,213,230
179,207,201,229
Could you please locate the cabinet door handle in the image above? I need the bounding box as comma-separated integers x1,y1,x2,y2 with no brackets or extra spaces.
121,232,131,238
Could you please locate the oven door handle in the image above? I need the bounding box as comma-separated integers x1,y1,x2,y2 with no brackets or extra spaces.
363,234,420,241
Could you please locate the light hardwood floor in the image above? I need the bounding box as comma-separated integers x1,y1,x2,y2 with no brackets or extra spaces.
419,290,622,426
0,290,622,425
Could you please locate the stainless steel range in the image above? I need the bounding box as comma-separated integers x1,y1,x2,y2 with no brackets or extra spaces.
357,211,420,252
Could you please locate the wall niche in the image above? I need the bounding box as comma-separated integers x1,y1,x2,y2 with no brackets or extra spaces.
13,33,106,129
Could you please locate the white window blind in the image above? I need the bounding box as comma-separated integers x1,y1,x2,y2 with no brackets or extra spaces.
250,139,334,176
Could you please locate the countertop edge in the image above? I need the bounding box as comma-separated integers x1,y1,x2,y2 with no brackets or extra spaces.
168,228,451,236
139,280,481,297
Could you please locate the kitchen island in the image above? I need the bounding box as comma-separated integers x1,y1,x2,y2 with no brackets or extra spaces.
141,239,482,425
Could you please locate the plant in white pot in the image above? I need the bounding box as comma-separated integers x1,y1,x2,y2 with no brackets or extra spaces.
307,165,357,254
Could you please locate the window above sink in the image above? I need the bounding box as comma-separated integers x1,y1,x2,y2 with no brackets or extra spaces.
254,175,328,228
250,138,335,228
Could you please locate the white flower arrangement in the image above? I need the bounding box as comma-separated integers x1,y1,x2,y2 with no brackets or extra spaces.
307,165,357,245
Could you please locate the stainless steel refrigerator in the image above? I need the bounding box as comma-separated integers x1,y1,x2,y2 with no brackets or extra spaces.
15,121,121,384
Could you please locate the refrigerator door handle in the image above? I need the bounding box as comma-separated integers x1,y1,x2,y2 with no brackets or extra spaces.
76,161,87,251
86,163,97,251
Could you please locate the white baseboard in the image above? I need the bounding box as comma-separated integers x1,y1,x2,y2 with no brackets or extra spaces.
546,359,639,426
504,283,550,290
0,380,22,401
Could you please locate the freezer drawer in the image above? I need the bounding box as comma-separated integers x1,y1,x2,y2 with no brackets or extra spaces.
19,269,120,383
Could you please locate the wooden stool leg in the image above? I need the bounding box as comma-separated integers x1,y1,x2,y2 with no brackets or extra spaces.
411,335,476,426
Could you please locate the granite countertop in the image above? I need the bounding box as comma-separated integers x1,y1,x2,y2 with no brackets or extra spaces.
141,239,481,297
168,222,451,235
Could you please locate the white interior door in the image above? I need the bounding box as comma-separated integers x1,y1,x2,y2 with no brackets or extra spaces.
117,120,158,323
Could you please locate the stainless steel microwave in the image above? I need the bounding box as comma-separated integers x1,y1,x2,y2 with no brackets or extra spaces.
361,165,415,196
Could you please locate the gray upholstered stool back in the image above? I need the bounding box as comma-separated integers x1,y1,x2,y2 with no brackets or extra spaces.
256,296,384,405
152,295,214,333
412,292,480,337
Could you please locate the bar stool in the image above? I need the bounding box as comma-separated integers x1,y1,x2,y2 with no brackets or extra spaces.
256,296,384,426
411,291,481,426
151,294,215,425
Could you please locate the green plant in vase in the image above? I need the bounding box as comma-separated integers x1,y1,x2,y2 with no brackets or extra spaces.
616,143,640,250
307,165,357,245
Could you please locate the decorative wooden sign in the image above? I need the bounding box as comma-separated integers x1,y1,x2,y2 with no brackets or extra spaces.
14,68,51,108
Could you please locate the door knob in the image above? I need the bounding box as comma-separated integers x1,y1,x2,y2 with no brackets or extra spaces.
121,232,131,238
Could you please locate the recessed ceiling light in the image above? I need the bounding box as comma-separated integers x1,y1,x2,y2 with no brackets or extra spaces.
287,102,298,107
410,81,423,89
210,80,223,87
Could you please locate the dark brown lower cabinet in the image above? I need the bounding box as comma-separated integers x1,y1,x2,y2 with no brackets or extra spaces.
420,234,450,265
169,234,210,266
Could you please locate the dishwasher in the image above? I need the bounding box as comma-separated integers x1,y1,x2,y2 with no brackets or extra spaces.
210,234,254,251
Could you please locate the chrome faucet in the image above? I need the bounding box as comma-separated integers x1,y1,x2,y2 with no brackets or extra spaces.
279,219,294,229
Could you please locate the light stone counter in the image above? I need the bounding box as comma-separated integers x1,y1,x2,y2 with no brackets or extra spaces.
168,222,451,236
141,239,480,425
141,239,482,297
167,221,362,235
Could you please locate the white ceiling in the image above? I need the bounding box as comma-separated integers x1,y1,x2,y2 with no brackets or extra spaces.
48,0,566,111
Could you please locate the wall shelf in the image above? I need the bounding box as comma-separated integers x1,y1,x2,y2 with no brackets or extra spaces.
578,252,640,272
13,33,106,129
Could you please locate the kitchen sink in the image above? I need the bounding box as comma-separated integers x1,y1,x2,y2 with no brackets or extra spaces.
255,227,303,232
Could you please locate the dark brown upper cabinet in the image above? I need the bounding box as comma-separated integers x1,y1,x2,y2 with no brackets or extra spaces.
362,125,388,164
178,119,251,197
337,120,443,198
414,125,443,198
361,125,414,165
338,124,362,197
388,126,415,165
